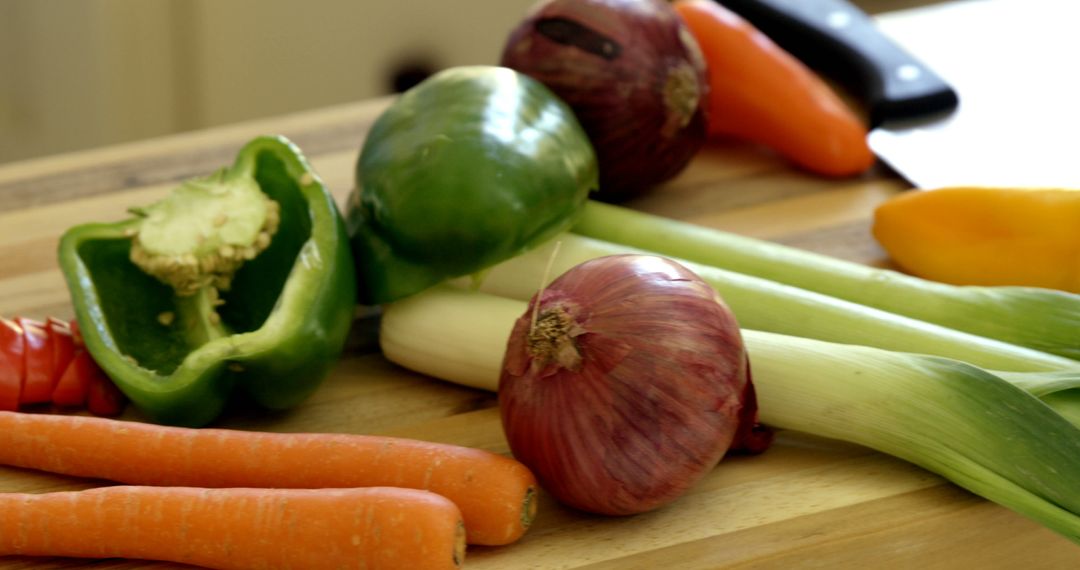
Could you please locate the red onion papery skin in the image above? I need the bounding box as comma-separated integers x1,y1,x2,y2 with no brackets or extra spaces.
498,254,770,516
500,0,709,201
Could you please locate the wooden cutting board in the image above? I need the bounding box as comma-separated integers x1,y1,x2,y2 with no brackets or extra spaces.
1,21,1078,570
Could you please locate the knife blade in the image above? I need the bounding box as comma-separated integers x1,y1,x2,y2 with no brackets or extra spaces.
718,0,1080,189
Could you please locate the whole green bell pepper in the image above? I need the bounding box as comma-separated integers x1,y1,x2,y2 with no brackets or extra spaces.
58,136,357,427
347,65,598,305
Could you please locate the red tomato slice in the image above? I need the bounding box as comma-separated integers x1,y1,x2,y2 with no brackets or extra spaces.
86,359,126,417
0,318,25,411
68,319,85,348
52,348,94,408
46,318,77,387
16,318,54,405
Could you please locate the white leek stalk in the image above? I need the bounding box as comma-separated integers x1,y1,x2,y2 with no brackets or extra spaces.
380,286,1080,545
454,234,1078,374
573,201,1080,361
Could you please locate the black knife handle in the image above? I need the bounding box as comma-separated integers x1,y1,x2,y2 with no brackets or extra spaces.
717,0,959,126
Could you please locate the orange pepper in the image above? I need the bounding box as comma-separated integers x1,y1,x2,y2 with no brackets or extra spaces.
673,0,874,177
873,187,1080,293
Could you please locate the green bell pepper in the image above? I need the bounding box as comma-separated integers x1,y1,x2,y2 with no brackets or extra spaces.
58,136,357,427
347,65,598,305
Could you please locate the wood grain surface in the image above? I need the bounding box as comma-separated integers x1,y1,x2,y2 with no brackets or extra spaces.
2,12,1078,569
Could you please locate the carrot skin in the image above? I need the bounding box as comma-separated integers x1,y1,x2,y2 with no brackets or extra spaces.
0,486,465,570
0,411,537,546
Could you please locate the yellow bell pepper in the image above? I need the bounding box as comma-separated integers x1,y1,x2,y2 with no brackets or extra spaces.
872,187,1080,293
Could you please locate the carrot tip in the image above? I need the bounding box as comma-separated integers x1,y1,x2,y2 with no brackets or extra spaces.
522,486,538,531
453,521,467,569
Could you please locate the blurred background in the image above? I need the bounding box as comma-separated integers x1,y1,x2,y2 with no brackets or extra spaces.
0,0,537,165
0,0,919,165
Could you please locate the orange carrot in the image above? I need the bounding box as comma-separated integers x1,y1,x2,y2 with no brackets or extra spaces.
0,411,537,546
0,486,465,570
674,0,874,177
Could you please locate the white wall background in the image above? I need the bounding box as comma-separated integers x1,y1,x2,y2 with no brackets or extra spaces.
0,0,537,164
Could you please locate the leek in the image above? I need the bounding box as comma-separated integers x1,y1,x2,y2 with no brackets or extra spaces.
453,234,1078,374
572,201,1080,361
379,285,1080,545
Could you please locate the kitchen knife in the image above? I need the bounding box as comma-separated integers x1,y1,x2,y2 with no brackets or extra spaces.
718,0,1080,189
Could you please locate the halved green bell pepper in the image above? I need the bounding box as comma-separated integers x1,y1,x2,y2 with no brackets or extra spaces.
58,136,357,427
347,65,598,305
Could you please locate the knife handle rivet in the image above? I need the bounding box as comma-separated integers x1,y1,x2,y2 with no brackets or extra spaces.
896,64,923,82
826,10,853,29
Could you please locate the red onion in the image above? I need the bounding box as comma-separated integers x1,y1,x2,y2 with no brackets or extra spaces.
498,254,770,516
500,0,709,201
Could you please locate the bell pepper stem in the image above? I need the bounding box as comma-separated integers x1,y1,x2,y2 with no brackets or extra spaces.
174,287,230,348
